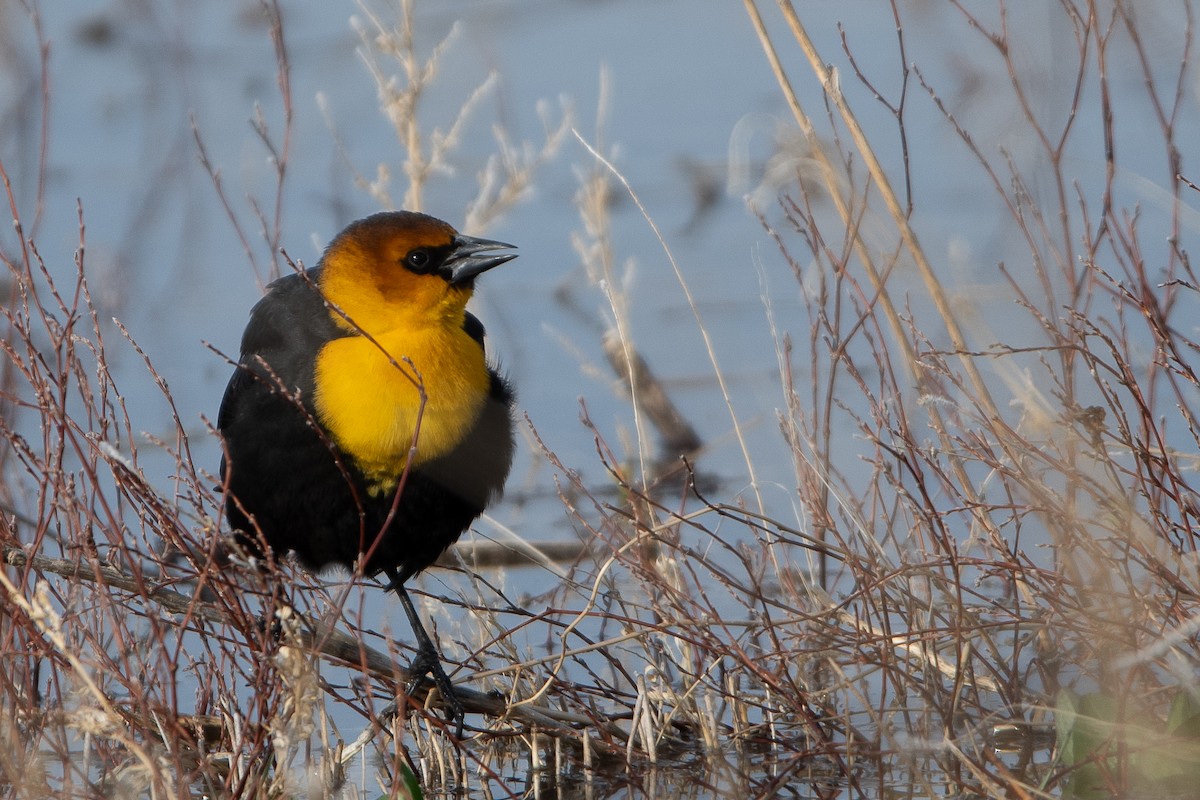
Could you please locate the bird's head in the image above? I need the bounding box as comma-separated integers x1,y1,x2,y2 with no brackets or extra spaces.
318,211,517,335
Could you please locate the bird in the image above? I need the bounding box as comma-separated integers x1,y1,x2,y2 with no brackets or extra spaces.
217,210,516,732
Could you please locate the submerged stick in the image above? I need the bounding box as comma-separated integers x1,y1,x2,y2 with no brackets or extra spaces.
602,331,703,468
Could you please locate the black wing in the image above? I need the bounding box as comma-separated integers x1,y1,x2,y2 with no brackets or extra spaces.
217,269,349,542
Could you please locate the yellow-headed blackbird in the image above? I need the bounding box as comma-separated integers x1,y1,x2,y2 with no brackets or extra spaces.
218,211,516,729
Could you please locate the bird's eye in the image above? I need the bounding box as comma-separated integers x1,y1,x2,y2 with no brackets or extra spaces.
406,249,432,272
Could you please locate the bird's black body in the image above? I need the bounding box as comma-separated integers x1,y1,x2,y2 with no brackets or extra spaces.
217,212,517,733
218,266,514,583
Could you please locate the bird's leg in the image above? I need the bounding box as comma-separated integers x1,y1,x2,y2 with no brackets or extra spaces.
384,568,465,738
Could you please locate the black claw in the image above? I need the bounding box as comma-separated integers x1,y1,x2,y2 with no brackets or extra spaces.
406,646,466,738
253,611,285,641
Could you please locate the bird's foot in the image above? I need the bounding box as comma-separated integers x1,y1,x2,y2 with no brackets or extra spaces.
405,642,466,739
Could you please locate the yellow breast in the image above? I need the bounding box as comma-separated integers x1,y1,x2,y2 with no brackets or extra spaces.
313,325,491,491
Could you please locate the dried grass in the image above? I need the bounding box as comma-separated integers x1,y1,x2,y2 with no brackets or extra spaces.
0,0,1197,797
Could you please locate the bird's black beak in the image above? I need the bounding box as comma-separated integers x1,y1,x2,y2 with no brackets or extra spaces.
445,234,518,285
